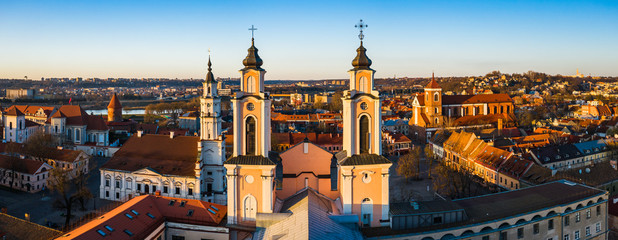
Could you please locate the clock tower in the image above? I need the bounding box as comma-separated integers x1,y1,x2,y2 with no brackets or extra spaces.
199,55,226,204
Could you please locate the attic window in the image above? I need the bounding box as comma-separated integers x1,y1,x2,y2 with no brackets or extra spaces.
210,205,219,211
187,210,194,216
180,201,187,207
123,229,134,236
125,213,134,219
169,200,176,206
147,213,155,219
208,208,216,214
104,225,114,232
96,230,107,236
131,210,139,215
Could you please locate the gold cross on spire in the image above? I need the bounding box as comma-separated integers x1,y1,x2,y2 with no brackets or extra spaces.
355,19,368,41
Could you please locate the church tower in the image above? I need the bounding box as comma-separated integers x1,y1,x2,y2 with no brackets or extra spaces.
342,23,381,157
199,55,226,204
107,93,122,122
424,73,442,126
224,32,276,227
339,20,392,227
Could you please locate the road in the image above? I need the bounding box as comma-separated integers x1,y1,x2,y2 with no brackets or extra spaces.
0,156,115,229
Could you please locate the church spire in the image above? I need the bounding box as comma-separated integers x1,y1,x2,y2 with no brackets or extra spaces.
206,54,216,82
242,27,263,70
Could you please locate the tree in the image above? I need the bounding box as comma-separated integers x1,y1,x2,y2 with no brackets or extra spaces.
328,91,343,113
396,148,421,181
48,168,80,228
23,130,56,162
424,144,435,178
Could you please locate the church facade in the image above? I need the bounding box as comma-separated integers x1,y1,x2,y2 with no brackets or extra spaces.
223,34,391,239
410,76,515,141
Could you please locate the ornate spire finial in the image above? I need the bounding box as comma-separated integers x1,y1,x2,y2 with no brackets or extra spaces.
355,19,368,41
207,49,212,72
249,25,257,39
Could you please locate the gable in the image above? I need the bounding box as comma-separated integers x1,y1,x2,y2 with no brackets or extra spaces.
280,141,333,175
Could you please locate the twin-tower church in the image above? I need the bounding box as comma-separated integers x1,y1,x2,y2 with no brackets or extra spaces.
101,30,392,237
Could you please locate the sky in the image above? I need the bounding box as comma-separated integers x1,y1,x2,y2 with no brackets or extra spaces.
1,0,617,80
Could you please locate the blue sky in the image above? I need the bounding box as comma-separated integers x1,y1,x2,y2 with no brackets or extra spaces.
1,0,617,80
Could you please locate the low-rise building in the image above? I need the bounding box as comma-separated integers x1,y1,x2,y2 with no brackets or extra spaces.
0,154,51,193
56,194,227,240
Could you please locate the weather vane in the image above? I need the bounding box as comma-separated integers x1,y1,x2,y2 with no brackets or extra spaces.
355,19,368,41
248,25,257,39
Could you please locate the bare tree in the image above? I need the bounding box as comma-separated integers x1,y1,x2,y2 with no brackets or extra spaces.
397,148,421,181
424,144,435,178
23,130,57,162
48,168,80,228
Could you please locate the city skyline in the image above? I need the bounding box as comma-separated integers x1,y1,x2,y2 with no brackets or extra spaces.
1,0,618,80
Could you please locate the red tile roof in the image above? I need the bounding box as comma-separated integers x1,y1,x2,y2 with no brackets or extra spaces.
425,74,441,89
4,106,24,116
57,195,226,240
107,93,122,109
443,94,513,105
0,155,48,175
101,135,199,177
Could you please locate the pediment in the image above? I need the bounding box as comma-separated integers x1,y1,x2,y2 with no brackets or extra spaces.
132,167,162,176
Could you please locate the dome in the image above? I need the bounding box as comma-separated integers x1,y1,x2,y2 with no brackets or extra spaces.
242,38,263,70
351,41,372,70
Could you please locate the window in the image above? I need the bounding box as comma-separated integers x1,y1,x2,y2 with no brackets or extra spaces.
434,92,439,102
152,185,156,193
245,117,256,155
207,183,213,192
116,192,119,199
175,187,180,195
596,222,601,232
564,216,570,226
575,212,580,222
587,209,591,219
172,236,185,240
105,191,109,198
96,230,107,236
137,184,141,191
359,115,370,154
123,229,133,236
115,180,120,188
180,201,186,207
499,231,507,240
533,223,539,234
433,216,442,224
188,187,193,195
517,227,524,239
125,213,133,219
147,213,155,219
548,219,554,230
104,225,114,232
105,179,110,187
187,210,194,216
482,236,489,240
585,226,590,236
163,186,169,193
360,102,368,110
131,209,139,215
207,171,213,176
596,205,601,216
564,234,569,240
574,230,580,240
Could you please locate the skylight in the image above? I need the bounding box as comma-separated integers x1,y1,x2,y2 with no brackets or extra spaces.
104,225,114,232
131,210,139,215
180,201,186,207
169,200,176,206
187,210,194,216
147,213,155,219
123,229,133,236
96,230,107,236
125,213,134,219
208,208,216,214
210,205,219,211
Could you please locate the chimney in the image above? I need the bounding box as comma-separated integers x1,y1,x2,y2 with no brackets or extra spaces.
170,131,175,139
137,130,143,138
155,190,161,197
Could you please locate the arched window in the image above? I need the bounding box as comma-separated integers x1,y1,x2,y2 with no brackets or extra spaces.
246,76,255,93
435,108,439,114
435,117,439,125
245,116,256,155
359,76,368,92
359,115,370,154
434,92,439,102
